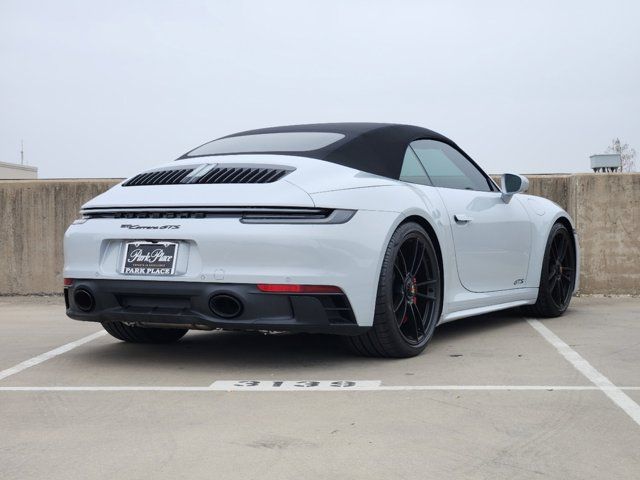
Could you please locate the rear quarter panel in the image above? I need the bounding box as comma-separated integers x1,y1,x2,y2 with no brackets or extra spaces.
311,183,460,320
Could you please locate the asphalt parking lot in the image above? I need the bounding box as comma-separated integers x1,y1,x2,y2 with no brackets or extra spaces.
0,296,638,480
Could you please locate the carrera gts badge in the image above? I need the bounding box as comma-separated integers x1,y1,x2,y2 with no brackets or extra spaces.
120,224,180,230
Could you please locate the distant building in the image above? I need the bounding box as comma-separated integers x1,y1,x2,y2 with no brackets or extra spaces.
0,161,38,179
590,154,621,173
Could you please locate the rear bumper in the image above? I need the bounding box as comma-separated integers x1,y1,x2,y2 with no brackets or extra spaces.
64,210,400,327
65,279,366,335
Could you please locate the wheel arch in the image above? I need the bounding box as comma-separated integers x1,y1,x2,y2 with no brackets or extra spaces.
552,214,580,293
529,211,579,293
555,215,573,235
547,213,577,262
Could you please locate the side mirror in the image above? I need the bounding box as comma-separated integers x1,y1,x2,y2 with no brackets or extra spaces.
500,173,529,203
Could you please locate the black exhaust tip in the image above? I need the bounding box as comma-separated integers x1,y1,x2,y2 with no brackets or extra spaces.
73,288,95,312
209,294,243,319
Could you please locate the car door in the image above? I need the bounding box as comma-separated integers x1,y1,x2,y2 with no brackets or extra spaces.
409,140,532,293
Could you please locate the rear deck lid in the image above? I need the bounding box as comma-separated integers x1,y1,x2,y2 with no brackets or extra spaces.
83,158,314,209
83,153,398,210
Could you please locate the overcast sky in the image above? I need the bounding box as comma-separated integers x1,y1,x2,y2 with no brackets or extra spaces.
1,0,639,178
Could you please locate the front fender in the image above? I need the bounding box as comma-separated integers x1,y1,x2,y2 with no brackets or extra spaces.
519,194,580,293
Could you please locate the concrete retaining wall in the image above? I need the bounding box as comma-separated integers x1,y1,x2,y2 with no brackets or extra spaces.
569,174,639,294
0,180,120,294
0,174,638,295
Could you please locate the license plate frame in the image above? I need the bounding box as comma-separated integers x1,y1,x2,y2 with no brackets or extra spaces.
121,241,179,276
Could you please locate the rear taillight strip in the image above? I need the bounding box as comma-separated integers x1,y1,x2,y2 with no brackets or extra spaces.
79,207,356,224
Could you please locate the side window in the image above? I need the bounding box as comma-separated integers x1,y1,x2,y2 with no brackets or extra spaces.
410,140,493,192
399,147,432,186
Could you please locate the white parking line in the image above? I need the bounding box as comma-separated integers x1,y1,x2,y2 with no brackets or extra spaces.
528,319,640,427
0,330,107,381
0,385,639,392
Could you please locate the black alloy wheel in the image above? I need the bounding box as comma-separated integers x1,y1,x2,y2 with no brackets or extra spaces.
547,226,576,309
523,222,576,318
391,234,439,345
347,222,442,357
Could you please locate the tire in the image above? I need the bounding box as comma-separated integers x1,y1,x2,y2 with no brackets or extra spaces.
102,322,188,344
523,222,576,318
346,222,442,358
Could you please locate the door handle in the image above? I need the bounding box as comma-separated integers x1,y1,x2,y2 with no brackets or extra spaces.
454,214,472,224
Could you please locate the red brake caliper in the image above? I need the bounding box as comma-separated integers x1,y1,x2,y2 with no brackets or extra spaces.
401,277,418,325
412,277,417,304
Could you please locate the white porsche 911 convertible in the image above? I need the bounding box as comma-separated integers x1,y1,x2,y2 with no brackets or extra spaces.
64,123,578,357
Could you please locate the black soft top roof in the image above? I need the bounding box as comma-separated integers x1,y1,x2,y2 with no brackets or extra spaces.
182,122,462,180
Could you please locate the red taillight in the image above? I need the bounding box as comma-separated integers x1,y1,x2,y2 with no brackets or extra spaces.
63,278,74,286
257,284,342,294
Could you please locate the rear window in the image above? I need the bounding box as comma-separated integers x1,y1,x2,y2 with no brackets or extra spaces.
186,132,345,157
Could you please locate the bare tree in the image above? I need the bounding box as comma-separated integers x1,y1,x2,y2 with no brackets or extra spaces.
605,138,636,172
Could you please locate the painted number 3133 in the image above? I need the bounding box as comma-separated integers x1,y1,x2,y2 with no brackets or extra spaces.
234,380,357,388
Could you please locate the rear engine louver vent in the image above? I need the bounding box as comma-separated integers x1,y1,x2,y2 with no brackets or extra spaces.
122,166,291,187
197,167,288,184
123,169,194,186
